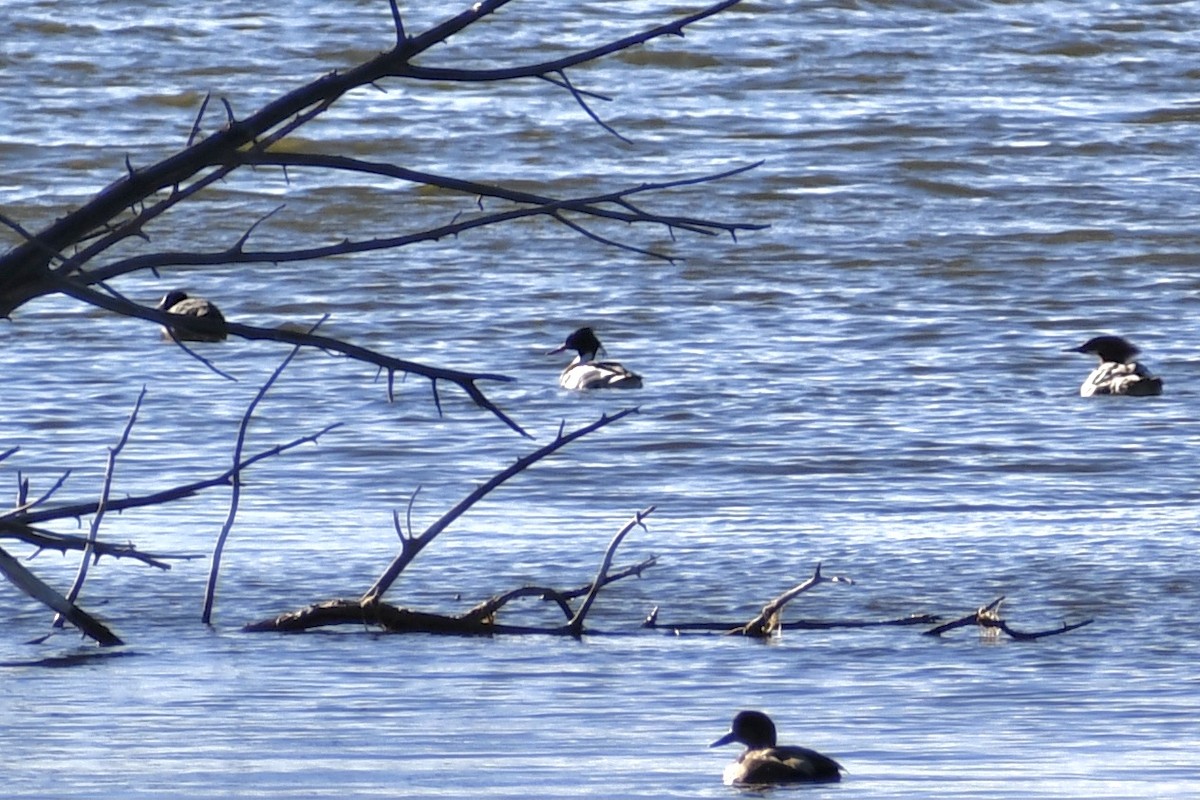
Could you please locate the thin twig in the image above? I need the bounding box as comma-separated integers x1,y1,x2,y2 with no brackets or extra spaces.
551,69,631,144
187,93,212,147
0,469,71,521
202,315,329,624
52,387,146,629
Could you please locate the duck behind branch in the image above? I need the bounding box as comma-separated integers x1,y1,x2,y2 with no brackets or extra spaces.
548,327,642,390
156,290,227,342
1067,335,1162,397
710,710,843,786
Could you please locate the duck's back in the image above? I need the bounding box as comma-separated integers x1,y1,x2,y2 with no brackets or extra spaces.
560,360,643,390
727,745,843,785
1081,362,1162,397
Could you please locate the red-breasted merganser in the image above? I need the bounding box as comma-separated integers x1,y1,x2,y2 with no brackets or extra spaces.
710,710,843,786
1067,335,1162,397
155,290,227,342
548,327,642,390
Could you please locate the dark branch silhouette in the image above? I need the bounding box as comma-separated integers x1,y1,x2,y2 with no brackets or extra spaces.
244,415,649,635
923,596,1094,640
361,409,638,605
0,1,756,435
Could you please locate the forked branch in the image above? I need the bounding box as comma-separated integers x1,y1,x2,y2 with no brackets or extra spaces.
360,408,638,605
923,596,1094,640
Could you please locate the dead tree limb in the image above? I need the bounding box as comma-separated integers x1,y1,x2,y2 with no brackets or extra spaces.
360,408,638,606
460,555,658,624
8,425,342,527
566,505,655,637
202,322,326,624
48,280,529,438
732,562,854,637
243,516,655,636
52,388,145,630
0,545,122,646
0,525,195,570
637,563,943,636
641,608,939,633
923,596,1093,640
1,1,755,434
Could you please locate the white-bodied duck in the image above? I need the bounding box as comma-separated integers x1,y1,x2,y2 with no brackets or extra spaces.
1067,335,1162,397
710,710,843,786
548,327,642,390
155,290,227,342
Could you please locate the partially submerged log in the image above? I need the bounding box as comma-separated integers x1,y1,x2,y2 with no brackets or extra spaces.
244,510,658,636
923,595,1093,640
642,562,937,637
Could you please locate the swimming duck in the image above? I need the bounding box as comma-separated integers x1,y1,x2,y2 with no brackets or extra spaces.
1067,335,1162,397
155,290,227,342
710,710,843,786
548,327,642,390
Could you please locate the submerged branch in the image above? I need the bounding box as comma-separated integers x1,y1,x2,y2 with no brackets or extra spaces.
923,596,1094,640
0,545,123,646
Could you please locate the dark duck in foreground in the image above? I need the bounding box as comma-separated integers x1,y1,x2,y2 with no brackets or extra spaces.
548,327,642,390
710,710,843,786
155,290,227,342
1067,335,1162,397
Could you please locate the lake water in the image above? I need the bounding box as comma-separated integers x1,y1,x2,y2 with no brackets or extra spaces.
2,0,1199,797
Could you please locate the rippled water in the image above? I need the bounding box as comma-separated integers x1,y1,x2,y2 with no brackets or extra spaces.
3,1,1199,797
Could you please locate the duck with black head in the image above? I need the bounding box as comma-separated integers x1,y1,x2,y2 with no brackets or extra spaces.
1066,334,1162,397
547,327,642,390
710,710,843,786
155,290,227,342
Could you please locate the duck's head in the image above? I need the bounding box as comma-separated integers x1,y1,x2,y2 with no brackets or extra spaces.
711,710,778,750
1067,334,1141,364
548,327,604,361
156,290,190,312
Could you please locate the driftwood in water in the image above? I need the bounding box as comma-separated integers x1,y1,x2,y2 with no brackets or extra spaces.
642,562,938,637
244,509,657,636
244,412,652,636
923,595,1093,640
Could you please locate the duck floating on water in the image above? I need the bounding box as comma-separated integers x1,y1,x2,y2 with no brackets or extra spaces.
1067,335,1162,397
710,710,843,786
155,290,227,342
548,327,642,390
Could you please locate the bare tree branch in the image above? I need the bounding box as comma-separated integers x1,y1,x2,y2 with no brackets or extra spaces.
9,425,342,527
202,317,327,625
567,505,655,636
46,277,529,437
732,562,854,637
0,545,123,646
360,408,638,605
52,388,146,630
923,596,1094,640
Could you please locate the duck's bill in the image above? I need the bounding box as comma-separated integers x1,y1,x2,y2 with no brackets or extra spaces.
709,731,737,748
